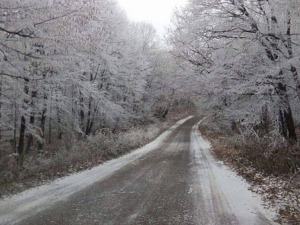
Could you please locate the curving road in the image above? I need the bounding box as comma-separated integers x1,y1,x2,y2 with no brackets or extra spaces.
0,116,276,225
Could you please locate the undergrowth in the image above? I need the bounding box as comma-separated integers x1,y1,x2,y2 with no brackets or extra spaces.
0,107,193,198
200,120,300,176
199,117,300,225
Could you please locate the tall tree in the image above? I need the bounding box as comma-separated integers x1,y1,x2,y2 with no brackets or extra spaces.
168,0,300,142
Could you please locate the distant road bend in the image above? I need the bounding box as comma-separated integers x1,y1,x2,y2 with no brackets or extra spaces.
0,116,277,225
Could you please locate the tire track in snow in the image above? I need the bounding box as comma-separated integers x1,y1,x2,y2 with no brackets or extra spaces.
190,121,278,225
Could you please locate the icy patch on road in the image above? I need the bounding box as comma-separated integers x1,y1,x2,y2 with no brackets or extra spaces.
0,116,194,225
191,122,278,225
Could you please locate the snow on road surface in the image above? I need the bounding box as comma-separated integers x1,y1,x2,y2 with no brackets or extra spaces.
190,121,277,225
0,116,193,225
0,116,278,225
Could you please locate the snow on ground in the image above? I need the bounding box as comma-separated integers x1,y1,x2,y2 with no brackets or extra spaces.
245,167,300,224
190,121,278,225
0,116,194,225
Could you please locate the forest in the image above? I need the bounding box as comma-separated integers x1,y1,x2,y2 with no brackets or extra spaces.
0,0,300,223
1,0,300,216
0,0,199,194
167,0,300,223
0,0,196,170
168,0,300,142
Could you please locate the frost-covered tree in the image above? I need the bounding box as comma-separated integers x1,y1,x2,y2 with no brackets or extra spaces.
168,0,300,141
0,0,179,164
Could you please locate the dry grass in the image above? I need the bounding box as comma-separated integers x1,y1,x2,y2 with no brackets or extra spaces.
200,121,300,176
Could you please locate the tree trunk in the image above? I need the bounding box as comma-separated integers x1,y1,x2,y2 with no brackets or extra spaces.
18,116,26,157
38,85,48,150
25,90,37,153
57,107,62,140
71,85,75,133
18,77,29,161
38,107,46,151
25,113,35,153
85,97,93,136
277,82,297,142
88,105,98,136
13,100,17,152
290,66,300,99
279,109,287,138
260,104,271,134
56,92,63,140
48,95,52,144
162,103,170,119
79,91,85,131
162,90,175,119
286,10,300,100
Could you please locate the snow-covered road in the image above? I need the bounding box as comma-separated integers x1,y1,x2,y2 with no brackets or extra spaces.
0,116,277,225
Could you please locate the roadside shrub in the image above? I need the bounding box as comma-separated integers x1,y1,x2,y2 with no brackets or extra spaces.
199,118,300,176
0,120,167,189
0,105,194,197
227,133,300,175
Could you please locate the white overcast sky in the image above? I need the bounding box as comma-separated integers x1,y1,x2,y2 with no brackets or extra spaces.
118,0,187,36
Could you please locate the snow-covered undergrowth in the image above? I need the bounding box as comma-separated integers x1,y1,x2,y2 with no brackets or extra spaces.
199,118,300,225
0,112,192,198
248,173,300,224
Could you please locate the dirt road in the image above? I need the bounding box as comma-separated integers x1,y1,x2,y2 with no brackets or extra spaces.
0,116,276,225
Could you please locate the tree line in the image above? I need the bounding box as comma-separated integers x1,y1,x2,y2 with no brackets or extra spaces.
168,0,300,142
0,0,192,163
